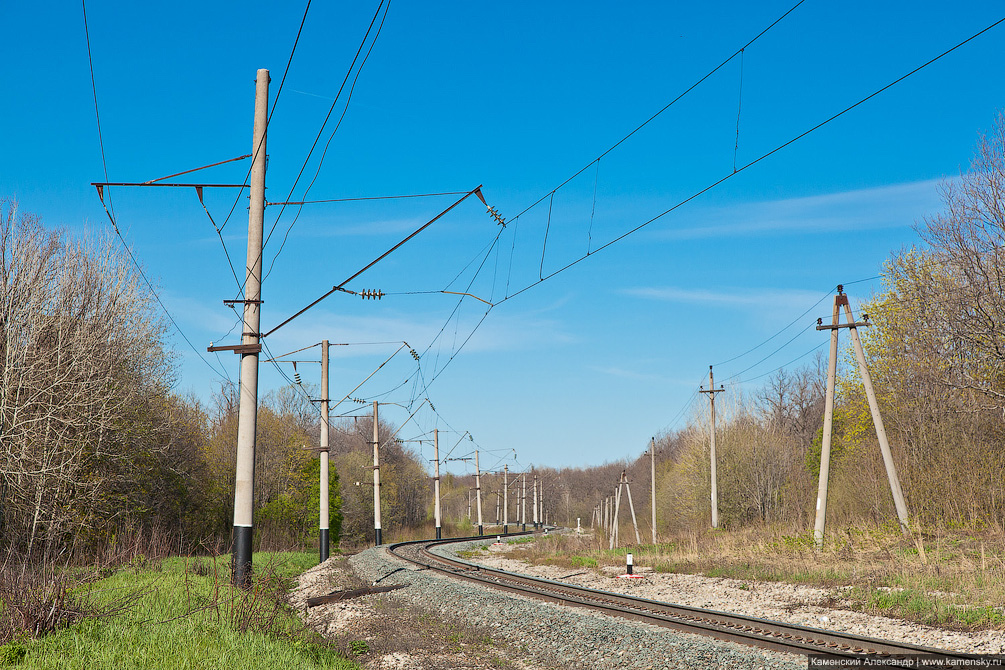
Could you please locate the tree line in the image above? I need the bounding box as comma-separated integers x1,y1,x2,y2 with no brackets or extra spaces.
4,113,1004,557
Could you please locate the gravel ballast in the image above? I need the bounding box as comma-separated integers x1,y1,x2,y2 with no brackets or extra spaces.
347,539,804,670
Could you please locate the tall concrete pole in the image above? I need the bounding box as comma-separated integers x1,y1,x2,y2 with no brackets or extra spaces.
700,367,724,529
842,301,911,535
319,340,330,563
533,474,539,529
433,429,442,540
475,450,484,536
813,296,841,547
503,464,509,534
521,473,527,531
232,68,269,588
650,437,657,545
372,401,382,545
623,472,642,545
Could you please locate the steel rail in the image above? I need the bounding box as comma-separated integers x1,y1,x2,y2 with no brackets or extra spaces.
387,534,987,660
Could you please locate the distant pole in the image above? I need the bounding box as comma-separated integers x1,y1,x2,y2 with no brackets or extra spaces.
319,340,330,563
503,464,509,534
231,68,269,588
372,401,382,546
475,450,484,536
540,479,545,528
650,437,657,545
533,474,539,529
521,473,527,531
610,480,623,550
700,366,725,529
624,471,642,545
433,429,442,540
494,491,500,526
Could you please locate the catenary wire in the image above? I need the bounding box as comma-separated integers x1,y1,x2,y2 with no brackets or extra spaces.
259,0,389,284
494,15,1005,308
83,1,232,384
218,0,313,238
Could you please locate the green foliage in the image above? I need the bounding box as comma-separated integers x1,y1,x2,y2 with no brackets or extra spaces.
569,556,597,568
7,552,359,669
0,641,27,666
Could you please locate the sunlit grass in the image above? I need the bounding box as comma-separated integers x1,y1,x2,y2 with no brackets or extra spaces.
2,551,358,670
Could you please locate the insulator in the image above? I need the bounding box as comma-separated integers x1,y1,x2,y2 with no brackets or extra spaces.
294,373,302,384
410,349,420,361
486,205,506,226
429,402,436,412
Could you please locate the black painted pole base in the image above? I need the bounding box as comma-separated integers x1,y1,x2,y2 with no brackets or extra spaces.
319,528,329,563
232,526,253,588
374,527,382,546
503,525,508,534
435,527,442,540
522,524,527,532
478,524,483,536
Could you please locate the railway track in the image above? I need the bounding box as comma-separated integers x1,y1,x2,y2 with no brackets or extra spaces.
388,532,989,661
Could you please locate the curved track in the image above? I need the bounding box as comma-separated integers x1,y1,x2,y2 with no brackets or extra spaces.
388,532,987,660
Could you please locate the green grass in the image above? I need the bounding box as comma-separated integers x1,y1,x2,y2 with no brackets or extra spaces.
4,552,358,670
847,586,1005,629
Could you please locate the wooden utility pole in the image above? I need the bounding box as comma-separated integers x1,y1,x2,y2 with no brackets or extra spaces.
232,69,269,588
433,429,442,540
699,366,725,529
319,340,330,563
814,286,910,545
475,450,484,536
372,401,382,546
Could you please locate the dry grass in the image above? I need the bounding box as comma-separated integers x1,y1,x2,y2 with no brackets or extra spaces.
502,522,1005,631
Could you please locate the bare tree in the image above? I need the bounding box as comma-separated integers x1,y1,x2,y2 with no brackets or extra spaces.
911,111,1005,407
0,200,177,553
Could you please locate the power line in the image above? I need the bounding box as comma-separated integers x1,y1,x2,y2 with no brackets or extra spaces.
83,1,232,385
712,289,832,368
218,0,314,238
268,191,468,206
263,186,481,339
493,14,1005,308
505,0,807,225
258,0,389,285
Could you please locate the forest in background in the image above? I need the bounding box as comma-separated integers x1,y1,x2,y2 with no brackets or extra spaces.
3,113,1004,561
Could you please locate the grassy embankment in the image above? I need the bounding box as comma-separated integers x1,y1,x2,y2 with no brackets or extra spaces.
0,552,358,670
482,523,1005,631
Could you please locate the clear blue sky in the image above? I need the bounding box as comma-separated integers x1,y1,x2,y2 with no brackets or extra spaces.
3,1,1003,473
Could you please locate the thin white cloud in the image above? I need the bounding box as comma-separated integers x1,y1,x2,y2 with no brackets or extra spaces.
622,286,823,307
654,178,947,240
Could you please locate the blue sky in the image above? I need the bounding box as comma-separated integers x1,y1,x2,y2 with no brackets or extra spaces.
3,1,1003,473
